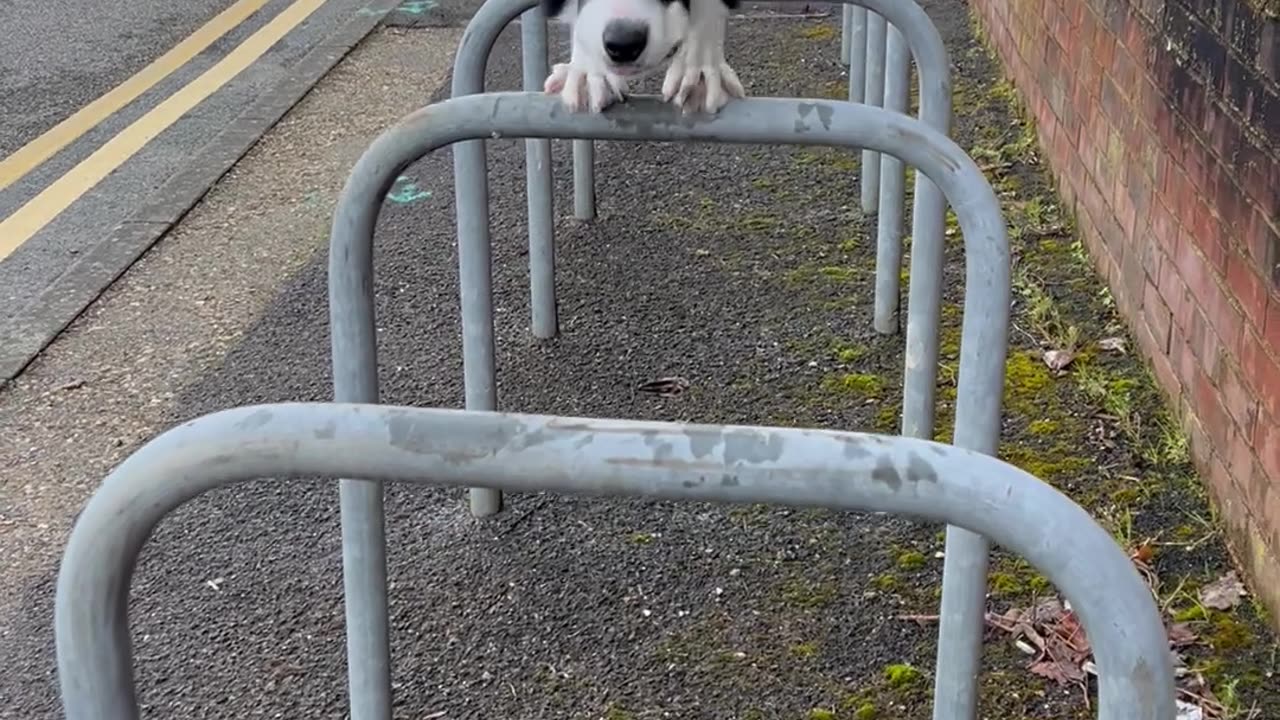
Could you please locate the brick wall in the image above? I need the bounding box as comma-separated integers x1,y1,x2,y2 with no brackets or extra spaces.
967,0,1280,619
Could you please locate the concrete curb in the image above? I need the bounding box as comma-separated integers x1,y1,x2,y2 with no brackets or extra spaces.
0,0,404,386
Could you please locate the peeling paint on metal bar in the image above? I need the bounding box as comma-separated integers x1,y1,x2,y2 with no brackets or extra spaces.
56,402,1176,720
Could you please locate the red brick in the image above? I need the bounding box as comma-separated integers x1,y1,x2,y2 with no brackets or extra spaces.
1113,184,1137,241
1219,361,1259,438
1181,393,1215,464
1143,278,1173,353
1173,325,1199,391
1241,330,1280,424
1148,334,1183,400
1243,204,1280,284
1258,464,1280,552
1226,421,1257,482
1149,198,1179,253
1112,45,1140,97
1175,229,1216,311
1203,451,1234,515
1255,409,1280,484
1158,250,1192,330
1266,298,1280,356
1203,230,1229,277
1227,248,1269,333
1094,27,1116,69
1205,282,1245,362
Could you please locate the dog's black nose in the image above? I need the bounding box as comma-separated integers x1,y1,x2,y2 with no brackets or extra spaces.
603,21,648,64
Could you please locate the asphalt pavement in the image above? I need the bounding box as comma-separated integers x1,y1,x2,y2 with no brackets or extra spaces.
0,0,390,337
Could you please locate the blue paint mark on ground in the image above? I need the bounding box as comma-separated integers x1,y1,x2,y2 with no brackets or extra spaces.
358,0,438,15
387,175,431,204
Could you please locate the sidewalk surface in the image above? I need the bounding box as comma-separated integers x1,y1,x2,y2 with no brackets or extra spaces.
1,0,1276,718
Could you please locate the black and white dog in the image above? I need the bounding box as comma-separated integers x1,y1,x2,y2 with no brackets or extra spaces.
540,0,744,114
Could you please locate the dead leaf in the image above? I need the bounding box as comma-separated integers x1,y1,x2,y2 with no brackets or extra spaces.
1043,349,1076,371
1098,336,1127,354
1175,699,1204,720
1029,655,1086,684
1199,571,1246,610
1167,622,1198,648
1132,543,1156,564
637,377,690,397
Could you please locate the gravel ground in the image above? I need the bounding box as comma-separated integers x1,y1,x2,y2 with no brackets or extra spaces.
1,0,1276,718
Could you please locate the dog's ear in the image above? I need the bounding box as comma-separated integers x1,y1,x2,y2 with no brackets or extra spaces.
540,0,571,18
718,0,739,9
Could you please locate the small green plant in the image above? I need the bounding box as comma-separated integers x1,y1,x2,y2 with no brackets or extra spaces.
883,663,922,689
852,703,877,720
896,550,926,570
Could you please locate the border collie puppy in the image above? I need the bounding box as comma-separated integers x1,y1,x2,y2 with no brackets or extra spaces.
541,0,744,114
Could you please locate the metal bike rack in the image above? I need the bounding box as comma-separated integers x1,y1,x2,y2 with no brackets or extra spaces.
464,0,950,340
54,403,1178,720
329,92,1008,720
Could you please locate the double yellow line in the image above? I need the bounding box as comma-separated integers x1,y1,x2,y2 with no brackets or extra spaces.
0,0,326,260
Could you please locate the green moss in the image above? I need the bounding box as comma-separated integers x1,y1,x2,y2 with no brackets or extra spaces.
739,214,779,233
833,343,869,364
780,578,838,608
872,573,900,591
808,709,836,720
822,373,885,398
1109,487,1143,506
1000,443,1091,483
874,404,899,433
799,25,837,41
1027,418,1059,435
795,147,859,172
1002,351,1055,415
883,663,922,689
989,572,1023,597
852,703,878,720
790,641,820,658
783,264,861,286
629,532,655,545
604,706,635,720
896,550,926,571
1210,614,1253,651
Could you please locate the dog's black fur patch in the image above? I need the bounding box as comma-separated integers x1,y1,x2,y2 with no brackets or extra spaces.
540,0,570,17
540,0,738,18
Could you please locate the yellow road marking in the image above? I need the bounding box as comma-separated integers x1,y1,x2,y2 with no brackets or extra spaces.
0,0,326,262
0,0,273,193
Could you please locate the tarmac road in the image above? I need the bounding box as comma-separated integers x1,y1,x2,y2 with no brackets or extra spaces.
0,0,382,333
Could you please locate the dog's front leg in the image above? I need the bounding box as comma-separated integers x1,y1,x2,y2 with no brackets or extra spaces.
662,0,744,113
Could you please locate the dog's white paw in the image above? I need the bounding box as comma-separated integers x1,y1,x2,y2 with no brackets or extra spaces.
659,8,744,115
545,62,627,113
661,54,744,114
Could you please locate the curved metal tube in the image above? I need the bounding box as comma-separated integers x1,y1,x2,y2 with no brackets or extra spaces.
55,401,1177,720
450,0,953,436
329,91,1008,719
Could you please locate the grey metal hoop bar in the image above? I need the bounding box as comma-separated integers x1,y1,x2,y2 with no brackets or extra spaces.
328,91,1004,720
453,0,950,348
54,402,1177,720
450,0,955,441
